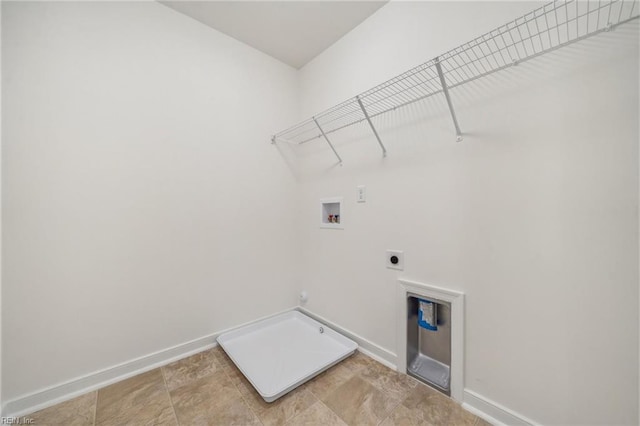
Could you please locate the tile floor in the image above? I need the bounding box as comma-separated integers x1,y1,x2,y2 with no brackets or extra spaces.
27,347,491,425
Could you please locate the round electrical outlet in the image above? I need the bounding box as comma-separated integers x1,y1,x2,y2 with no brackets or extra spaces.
386,250,404,270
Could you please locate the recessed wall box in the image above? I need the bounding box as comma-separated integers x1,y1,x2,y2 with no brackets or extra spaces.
320,197,343,229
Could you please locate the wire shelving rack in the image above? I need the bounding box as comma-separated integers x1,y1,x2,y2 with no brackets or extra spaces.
271,0,639,164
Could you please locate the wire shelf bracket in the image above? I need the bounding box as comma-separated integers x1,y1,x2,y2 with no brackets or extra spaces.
313,117,343,165
272,0,639,163
435,57,463,142
356,95,387,157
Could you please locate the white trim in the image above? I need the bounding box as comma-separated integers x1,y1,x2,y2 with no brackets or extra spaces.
396,278,465,402
1,306,298,418
3,338,216,418
3,304,534,426
462,401,504,426
296,307,397,370
463,389,539,426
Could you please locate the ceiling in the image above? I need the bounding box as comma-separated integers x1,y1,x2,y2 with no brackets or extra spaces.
160,1,388,69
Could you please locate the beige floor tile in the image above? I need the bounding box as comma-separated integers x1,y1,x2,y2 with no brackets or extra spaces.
285,400,347,426
400,383,456,426
359,361,418,401
211,345,235,370
225,364,317,424
224,365,267,414
210,345,224,356
379,403,422,426
95,369,176,426
339,351,375,374
447,403,480,426
185,397,260,426
381,382,477,426
237,385,270,415
25,348,470,426
162,349,217,391
303,363,354,400
224,364,252,393
170,369,258,425
322,375,402,426
255,388,318,426
29,392,97,426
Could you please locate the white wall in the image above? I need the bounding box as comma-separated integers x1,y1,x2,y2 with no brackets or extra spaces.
294,2,639,425
1,1,298,404
2,1,639,423
0,0,3,409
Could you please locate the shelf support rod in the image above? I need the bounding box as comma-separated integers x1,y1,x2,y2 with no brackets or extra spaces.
356,96,387,157
313,117,343,165
435,57,463,142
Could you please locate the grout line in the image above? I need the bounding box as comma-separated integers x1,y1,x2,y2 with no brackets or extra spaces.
92,389,98,426
219,355,265,426
287,399,328,425
159,366,180,426
376,400,402,426
317,398,350,426
225,371,265,425
373,389,406,425
355,356,410,426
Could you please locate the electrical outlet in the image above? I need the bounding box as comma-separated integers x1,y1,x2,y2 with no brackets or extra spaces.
386,250,404,270
357,185,366,203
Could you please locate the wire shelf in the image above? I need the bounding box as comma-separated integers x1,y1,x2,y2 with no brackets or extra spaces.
272,0,639,161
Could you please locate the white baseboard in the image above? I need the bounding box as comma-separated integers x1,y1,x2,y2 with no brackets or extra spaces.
296,306,398,370
463,389,539,426
1,306,298,418
2,336,217,418
3,305,533,426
